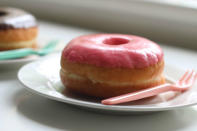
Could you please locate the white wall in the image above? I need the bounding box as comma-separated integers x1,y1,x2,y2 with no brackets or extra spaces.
1,0,197,49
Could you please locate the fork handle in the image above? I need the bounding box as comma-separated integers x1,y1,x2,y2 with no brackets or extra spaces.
101,83,172,105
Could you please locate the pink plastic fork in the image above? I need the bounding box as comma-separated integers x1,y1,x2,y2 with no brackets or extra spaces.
102,70,197,105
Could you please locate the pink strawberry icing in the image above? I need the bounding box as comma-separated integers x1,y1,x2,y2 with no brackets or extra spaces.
62,34,163,68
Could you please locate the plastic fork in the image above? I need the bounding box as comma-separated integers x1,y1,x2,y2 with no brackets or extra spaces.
102,70,197,105
0,40,58,60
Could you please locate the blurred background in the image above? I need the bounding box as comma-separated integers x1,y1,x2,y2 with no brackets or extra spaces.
1,0,197,50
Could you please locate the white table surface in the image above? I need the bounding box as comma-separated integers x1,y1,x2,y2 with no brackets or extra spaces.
1,21,197,131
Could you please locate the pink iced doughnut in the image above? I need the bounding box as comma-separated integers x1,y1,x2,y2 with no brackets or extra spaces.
60,34,165,98
62,34,163,68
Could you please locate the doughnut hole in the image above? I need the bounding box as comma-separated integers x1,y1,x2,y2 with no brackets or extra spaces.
0,11,7,16
103,37,129,45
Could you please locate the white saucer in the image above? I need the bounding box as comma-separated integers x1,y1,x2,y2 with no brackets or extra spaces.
0,39,64,69
18,53,197,114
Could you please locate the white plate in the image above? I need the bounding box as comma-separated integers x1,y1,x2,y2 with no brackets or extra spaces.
18,53,197,114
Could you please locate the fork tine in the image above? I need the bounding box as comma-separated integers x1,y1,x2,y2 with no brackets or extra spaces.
184,70,195,84
193,73,197,84
187,72,197,86
178,70,190,83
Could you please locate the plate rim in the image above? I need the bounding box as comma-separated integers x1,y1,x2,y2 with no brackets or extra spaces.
0,56,38,64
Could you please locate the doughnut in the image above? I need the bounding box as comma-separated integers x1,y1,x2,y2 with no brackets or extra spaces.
0,7,38,51
60,34,165,98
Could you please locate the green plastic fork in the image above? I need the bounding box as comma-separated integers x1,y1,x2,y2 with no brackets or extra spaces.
0,40,58,60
